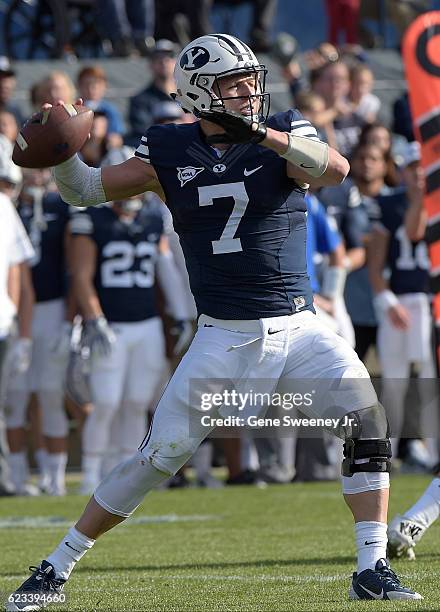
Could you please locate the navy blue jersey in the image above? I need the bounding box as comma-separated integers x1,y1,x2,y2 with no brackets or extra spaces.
318,179,379,327
319,179,371,249
305,194,341,293
70,204,164,322
135,110,316,319
377,187,430,295
17,192,70,303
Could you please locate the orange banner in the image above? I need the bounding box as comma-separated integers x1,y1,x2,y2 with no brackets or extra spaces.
403,11,440,367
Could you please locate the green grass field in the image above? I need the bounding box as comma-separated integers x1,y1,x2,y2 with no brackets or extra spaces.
1,474,439,611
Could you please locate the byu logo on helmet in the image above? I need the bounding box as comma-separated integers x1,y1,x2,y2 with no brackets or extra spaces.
180,46,210,70
177,166,204,187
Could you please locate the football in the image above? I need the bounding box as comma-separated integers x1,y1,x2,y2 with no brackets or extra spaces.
12,103,94,169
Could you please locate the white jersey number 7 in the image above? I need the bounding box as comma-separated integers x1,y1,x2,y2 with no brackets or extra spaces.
198,181,249,254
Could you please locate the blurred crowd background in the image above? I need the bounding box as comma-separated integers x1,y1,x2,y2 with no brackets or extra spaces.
0,0,439,498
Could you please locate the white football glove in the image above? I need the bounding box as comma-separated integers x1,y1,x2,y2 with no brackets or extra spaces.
50,321,73,362
170,320,194,356
82,316,116,358
8,337,33,376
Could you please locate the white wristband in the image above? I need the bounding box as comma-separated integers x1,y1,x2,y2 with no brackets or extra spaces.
52,154,107,208
373,290,399,315
321,266,346,299
280,134,329,178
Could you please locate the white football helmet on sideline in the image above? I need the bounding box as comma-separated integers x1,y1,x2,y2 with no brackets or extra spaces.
173,34,269,118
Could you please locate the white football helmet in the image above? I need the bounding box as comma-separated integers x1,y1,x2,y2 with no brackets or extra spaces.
174,34,269,119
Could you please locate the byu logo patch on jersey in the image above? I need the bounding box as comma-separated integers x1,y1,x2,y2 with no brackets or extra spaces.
213,163,226,174
177,166,205,187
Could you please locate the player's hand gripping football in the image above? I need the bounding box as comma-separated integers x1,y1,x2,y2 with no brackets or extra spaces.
12,98,93,168
199,108,267,145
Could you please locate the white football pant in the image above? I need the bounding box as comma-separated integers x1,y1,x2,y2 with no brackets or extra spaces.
82,317,166,489
95,310,379,516
377,293,438,461
5,299,68,436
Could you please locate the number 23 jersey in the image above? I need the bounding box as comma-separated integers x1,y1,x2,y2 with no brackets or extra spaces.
70,204,164,322
135,109,315,320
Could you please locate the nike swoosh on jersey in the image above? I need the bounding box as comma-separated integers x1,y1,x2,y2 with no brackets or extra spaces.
359,584,384,599
364,540,381,545
244,165,263,177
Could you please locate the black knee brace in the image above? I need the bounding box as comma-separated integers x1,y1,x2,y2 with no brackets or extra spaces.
342,438,392,477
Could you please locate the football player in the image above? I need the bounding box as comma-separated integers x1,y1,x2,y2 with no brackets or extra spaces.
7,34,421,608
5,169,72,496
385,143,440,560
367,142,436,466
70,168,191,493
0,147,34,496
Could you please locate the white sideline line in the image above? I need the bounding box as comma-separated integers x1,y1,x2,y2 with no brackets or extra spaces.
2,574,347,584
0,514,222,529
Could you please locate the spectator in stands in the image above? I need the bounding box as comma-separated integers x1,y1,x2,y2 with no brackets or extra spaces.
77,65,125,149
33,71,76,108
325,0,360,45
95,0,155,57
359,0,430,48
80,112,110,168
128,39,178,146
358,123,399,187
214,0,277,52
349,63,380,124
295,91,338,150
154,0,212,45
0,110,18,144
311,59,365,157
0,57,24,127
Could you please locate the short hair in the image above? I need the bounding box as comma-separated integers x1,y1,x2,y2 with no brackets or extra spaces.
349,63,373,81
295,91,324,112
77,65,107,84
310,59,349,86
36,71,76,105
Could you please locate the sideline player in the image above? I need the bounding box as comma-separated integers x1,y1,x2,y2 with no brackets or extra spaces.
7,34,422,608
386,143,439,560
70,175,190,493
6,170,72,496
368,141,436,467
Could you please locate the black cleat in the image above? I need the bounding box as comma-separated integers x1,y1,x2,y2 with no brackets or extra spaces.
5,560,66,611
349,558,422,600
